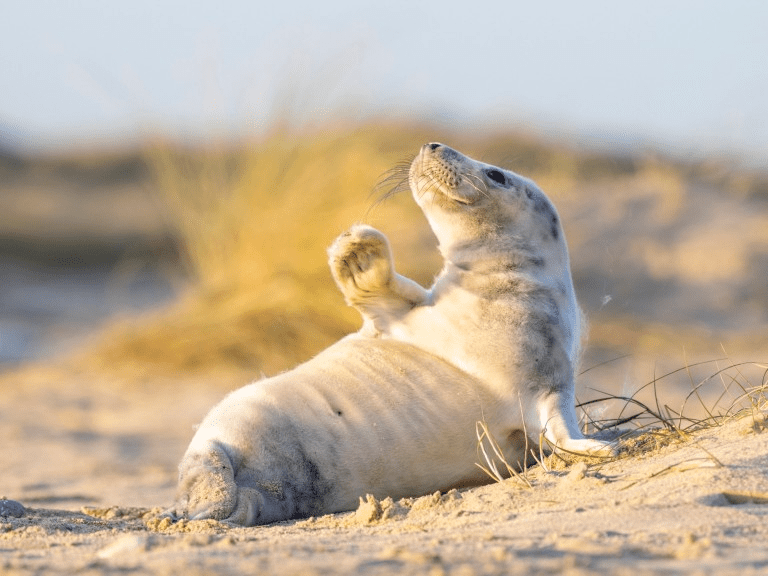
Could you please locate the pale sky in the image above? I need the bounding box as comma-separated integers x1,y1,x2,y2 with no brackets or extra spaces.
1,0,767,162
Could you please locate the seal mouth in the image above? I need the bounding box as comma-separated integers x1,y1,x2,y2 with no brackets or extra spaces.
420,169,472,205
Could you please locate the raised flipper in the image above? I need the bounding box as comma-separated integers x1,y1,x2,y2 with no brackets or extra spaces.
328,225,429,335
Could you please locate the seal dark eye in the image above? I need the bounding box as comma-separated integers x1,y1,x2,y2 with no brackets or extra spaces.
486,169,506,185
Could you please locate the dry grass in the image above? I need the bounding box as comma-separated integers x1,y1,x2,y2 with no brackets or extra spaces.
63,121,766,384
580,358,768,437
83,122,631,379
475,420,535,489
80,124,446,379
147,126,420,296
475,358,768,484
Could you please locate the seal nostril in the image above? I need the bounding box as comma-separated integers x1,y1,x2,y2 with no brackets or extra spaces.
429,143,441,150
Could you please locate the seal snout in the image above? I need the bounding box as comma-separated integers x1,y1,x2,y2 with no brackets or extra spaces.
422,142,460,162
411,143,481,207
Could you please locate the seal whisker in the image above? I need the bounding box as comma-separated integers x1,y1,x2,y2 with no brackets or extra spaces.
420,173,443,206
413,170,434,200
374,161,411,195
463,172,490,199
368,161,411,215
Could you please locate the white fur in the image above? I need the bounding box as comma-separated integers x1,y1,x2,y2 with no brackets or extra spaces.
167,143,612,526
331,144,611,454
174,337,520,525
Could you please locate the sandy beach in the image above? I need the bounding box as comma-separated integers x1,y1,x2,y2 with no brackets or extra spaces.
1,363,767,575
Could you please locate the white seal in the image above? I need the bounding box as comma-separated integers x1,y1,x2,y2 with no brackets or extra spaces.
166,143,611,526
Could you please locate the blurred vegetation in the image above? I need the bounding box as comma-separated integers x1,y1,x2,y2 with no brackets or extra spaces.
5,122,762,382
81,125,443,379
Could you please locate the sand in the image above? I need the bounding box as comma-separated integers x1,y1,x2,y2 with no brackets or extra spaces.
2,367,768,576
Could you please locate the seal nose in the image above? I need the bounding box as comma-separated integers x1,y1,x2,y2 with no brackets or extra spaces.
428,143,441,151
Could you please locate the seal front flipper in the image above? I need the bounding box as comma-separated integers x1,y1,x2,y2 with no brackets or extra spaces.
328,224,429,334
533,390,616,457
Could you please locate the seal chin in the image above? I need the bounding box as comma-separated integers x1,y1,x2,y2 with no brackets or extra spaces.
409,176,476,207
430,180,475,205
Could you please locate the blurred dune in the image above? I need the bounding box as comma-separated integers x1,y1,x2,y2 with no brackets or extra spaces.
1,122,766,389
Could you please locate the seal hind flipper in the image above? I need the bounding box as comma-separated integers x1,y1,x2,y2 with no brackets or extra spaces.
172,443,239,521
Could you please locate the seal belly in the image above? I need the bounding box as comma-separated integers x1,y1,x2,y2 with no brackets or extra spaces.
182,336,510,523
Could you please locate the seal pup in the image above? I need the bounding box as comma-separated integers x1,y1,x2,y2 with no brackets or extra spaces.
166,143,611,526
330,143,610,456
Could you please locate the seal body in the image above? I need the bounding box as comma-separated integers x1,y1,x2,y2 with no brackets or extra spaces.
169,337,523,525
168,143,611,526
